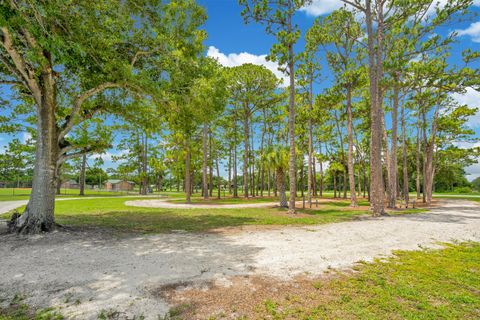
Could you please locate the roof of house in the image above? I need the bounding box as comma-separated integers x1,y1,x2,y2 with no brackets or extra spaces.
106,179,135,185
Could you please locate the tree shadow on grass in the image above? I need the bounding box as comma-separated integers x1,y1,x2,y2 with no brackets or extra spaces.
55,210,263,234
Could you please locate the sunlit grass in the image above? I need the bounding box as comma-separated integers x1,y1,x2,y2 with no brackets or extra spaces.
1,196,422,234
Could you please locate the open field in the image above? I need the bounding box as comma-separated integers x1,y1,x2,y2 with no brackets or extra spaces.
1,196,419,234
0,188,137,201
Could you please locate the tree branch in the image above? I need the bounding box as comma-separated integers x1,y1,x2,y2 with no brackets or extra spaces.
0,26,42,105
58,82,126,141
340,0,365,12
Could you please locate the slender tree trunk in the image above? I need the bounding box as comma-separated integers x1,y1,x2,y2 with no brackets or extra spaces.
287,13,296,213
346,85,357,206
333,171,337,199
307,74,314,208
422,110,427,203
209,131,213,197
366,0,385,216
276,168,288,208
416,111,421,200
243,111,249,198
401,102,409,207
185,143,192,204
228,145,232,195
250,126,255,197
319,144,323,198
202,123,208,199
233,131,238,198
79,153,87,196
388,81,399,208
216,157,221,199
313,155,317,197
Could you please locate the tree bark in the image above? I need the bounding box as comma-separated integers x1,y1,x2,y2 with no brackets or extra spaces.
202,123,209,199
401,101,409,207
307,73,314,208
209,131,213,197
79,153,87,196
366,0,385,216
388,81,399,208
216,157,221,199
416,111,421,199
243,110,249,198
346,85,357,206
185,143,192,204
14,92,58,233
276,168,288,208
287,10,296,214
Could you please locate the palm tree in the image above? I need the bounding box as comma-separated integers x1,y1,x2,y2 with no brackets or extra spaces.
265,146,289,208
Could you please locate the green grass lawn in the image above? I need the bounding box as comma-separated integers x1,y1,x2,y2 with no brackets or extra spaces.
0,188,136,201
1,196,421,234
246,242,480,319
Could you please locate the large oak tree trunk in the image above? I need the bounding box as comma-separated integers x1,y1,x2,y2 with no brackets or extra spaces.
14,97,58,233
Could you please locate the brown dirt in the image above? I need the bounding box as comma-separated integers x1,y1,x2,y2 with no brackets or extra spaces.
157,273,349,320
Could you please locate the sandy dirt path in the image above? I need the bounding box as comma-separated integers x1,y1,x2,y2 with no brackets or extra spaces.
0,200,479,319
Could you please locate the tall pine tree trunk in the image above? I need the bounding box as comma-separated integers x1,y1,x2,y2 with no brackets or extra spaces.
202,123,209,199
185,143,192,204
402,102,409,207
416,111,421,200
307,74,314,208
346,85,357,206
243,111,249,198
388,81,399,208
366,0,385,216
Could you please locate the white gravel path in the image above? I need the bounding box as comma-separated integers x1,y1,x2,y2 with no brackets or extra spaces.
0,200,478,319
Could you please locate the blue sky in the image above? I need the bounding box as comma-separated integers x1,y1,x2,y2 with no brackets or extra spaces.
1,0,480,179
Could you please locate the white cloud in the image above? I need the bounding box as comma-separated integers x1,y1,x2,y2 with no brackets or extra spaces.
300,0,480,17
21,132,32,143
450,87,480,128
206,46,288,86
456,21,480,43
299,0,343,16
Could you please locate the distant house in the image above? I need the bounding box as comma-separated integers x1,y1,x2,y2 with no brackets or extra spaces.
104,179,135,191
61,179,79,189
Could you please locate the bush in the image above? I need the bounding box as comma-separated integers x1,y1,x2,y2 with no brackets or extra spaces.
454,186,472,194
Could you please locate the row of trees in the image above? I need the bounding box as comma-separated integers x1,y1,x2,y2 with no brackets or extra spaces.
0,0,479,233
